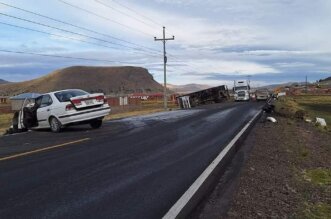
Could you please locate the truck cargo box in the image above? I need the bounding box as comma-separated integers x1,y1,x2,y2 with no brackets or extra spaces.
177,85,229,109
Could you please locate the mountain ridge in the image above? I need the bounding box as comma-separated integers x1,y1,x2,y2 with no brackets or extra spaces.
0,79,10,85
0,66,164,96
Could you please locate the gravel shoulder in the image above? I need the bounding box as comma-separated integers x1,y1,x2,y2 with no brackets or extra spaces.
194,112,331,218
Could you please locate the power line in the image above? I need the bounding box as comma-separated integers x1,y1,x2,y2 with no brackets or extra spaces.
0,49,122,63
110,0,176,37
0,21,119,50
0,21,161,59
57,0,154,38
110,0,163,27
0,12,158,56
0,1,161,54
168,54,198,66
94,0,159,30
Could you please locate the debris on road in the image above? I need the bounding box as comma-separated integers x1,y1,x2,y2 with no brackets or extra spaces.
316,117,327,127
305,118,312,123
262,102,275,113
266,117,277,123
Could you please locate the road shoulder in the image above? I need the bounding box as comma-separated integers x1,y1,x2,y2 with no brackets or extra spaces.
193,114,331,218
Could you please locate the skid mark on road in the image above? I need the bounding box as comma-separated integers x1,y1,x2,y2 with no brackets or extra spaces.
0,138,90,162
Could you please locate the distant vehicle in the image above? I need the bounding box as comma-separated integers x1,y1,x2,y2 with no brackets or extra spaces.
277,92,287,98
14,89,111,133
177,85,229,109
255,89,270,101
233,80,250,101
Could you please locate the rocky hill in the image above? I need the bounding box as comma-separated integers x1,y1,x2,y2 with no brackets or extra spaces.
0,66,164,96
0,79,9,85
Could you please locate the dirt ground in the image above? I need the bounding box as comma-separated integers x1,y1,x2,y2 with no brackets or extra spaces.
195,113,331,219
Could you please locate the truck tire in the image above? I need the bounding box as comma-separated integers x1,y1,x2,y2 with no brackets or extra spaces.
90,120,102,129
50,117,62,133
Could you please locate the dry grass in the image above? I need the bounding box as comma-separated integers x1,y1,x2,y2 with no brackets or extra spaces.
107,101,178,120
0,113,12,134
275,95,331,125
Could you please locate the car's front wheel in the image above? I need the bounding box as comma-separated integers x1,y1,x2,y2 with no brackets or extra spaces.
50,117,62,133
90,119,103,129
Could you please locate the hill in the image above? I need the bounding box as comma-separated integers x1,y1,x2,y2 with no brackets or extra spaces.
0,79,9,85
256,82,310,90
167,83,212,94
319,76,331,86
0,66,164,96
320,76,331,82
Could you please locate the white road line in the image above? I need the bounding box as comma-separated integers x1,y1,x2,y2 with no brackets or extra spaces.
163,110,261,219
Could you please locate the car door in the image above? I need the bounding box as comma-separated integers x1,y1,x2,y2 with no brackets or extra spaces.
37,95,53,128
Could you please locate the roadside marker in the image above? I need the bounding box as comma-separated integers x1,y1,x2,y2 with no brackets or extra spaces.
0,138,90,162
163,110,261,219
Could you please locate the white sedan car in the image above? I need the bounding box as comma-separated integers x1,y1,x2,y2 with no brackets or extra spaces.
21,89,111,133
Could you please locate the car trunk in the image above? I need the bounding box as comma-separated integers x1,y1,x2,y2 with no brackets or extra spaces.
70,93,105,110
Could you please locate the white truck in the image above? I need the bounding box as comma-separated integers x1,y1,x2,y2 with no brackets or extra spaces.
233,80,250,101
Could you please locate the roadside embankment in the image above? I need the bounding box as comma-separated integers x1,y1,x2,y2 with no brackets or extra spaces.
225,116,331,218
194,96,331,218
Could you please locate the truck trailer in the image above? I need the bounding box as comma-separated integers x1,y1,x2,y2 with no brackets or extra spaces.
177,85,229,109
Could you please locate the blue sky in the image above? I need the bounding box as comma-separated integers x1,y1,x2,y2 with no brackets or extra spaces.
0,0,330,86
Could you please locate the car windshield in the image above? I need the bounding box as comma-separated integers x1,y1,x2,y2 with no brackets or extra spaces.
55,90,88,102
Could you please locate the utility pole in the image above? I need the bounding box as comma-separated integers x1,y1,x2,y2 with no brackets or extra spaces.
155,26,174,110
305,75,308,93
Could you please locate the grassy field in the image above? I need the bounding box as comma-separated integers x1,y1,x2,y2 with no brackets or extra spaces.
275,95,331,125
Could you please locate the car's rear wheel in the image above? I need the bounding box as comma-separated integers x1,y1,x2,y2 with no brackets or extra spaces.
50,117,62,133
90,119,103,129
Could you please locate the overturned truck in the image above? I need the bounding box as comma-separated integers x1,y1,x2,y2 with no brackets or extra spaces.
177,85,229,109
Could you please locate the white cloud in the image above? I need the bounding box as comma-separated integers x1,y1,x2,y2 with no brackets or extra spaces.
1,0,331,85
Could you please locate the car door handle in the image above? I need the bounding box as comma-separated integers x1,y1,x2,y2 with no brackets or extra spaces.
47,109,50,112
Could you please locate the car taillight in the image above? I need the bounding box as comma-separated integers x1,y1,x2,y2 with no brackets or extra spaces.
95,95,105,103
66,104,74,111
71,99,82,106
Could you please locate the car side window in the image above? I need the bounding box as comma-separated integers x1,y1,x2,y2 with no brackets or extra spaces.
40,95,53,108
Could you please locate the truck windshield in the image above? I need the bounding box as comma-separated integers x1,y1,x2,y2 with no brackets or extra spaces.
234,86,249,91
55,90,88,102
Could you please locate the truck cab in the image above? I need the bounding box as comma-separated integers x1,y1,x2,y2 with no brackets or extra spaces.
233,80,250,101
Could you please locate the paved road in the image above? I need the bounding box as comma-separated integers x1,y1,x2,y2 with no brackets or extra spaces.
0,102,263,219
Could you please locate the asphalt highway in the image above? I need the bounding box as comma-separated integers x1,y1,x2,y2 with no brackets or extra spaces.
0,102,263,219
